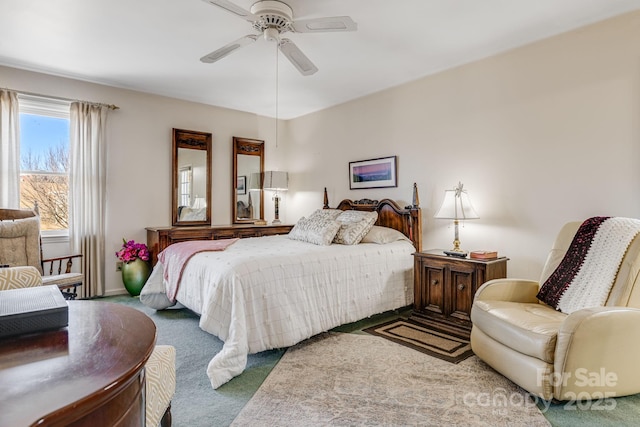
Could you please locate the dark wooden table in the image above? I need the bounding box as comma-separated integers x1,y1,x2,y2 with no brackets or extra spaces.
0,300,156,427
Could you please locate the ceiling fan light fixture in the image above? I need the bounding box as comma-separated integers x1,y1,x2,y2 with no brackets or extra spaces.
263,27,280,42
250,1,293,21
250,1,293,33
200,0,356,75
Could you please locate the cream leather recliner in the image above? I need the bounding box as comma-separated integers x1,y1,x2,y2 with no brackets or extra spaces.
470,221,640,401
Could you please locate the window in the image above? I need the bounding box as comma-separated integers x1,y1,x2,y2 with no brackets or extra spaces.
179,166,193,207
18,95,71,234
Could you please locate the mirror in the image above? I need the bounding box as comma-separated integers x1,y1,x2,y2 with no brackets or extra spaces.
233,137,264,223
172,128,212,226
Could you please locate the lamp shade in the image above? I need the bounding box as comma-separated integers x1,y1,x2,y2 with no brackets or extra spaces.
263,171,288,191
434,183,479,220
249,172,262,190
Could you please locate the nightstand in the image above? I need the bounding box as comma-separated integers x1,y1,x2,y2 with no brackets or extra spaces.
411,250,508,332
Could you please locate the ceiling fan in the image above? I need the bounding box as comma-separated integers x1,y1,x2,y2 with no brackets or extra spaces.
200,0,357,76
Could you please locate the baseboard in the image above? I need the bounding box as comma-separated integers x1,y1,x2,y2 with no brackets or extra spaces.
104,289,131,297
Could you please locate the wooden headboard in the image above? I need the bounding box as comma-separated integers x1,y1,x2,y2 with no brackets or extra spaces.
323,183,422,251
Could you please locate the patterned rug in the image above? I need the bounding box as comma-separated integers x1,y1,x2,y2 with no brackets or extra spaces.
364,317,473,363
231,332,550,426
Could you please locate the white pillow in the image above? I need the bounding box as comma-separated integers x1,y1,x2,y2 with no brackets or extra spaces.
361,225,410,244
288,216,341,246
333,210,378,245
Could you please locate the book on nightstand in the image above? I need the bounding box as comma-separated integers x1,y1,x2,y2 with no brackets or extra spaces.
470,250,498,260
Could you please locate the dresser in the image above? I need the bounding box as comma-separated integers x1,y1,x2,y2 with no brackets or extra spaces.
0,301,156,427
412,250,508,331
146,224,294,265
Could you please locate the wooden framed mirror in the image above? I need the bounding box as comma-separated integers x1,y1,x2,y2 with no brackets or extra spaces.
172,128,212,226
232,137,264,224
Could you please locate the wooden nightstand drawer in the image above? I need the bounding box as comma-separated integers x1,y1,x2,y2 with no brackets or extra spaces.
420,266,445,315
412,250,508,331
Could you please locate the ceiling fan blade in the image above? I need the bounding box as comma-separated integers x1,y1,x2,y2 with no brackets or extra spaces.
200,35,258,64
291,16,357,33
278,38,318,76
201,0,258,22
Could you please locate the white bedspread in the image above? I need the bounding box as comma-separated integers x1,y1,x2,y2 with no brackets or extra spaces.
143,235,414,388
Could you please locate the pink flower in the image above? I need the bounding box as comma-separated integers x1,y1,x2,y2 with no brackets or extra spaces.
116,238,151,263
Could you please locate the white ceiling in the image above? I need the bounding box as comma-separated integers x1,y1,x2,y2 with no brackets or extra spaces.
2,0,640,119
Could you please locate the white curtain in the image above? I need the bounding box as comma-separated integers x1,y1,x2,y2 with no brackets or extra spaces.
0,90,20,208
69,102,108,298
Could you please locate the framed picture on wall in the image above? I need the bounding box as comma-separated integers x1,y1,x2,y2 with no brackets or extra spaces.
237,175,246,195
349,156,397,189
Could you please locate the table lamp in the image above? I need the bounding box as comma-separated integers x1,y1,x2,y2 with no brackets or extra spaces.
434,182,479,257
249,172,262,192
263,171,288,224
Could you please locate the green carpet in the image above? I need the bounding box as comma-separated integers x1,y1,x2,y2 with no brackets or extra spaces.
102,295,640,426
540,395,640,426
100,295,284,426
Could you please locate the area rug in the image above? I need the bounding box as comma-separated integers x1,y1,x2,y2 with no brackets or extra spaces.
363,317,473,363
231,332,550,426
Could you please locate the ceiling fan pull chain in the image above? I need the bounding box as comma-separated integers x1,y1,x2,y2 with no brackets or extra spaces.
275,41,279,149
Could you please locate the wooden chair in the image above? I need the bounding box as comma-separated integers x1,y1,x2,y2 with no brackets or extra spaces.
0,207,83,299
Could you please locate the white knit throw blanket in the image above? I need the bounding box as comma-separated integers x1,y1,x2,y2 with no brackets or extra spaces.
553,217,640,313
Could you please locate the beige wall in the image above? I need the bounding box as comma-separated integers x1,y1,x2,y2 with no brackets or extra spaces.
2,10,639,294
0,65,285,295
285,11,640,279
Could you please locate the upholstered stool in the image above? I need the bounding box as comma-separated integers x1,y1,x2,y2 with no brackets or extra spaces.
145,345,176,427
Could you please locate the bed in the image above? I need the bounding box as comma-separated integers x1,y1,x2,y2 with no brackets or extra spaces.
141,186,422,388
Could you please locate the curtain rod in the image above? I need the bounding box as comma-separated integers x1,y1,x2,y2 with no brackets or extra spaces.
2,87,119,110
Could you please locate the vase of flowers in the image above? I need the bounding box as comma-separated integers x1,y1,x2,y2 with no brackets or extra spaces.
116,239,151,296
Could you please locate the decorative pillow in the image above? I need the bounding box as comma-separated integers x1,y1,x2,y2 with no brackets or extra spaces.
308,208,343,221
333,210,378,245
0,216,42,274
361,225,410,244
287,216,341,246
0,266,43,290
